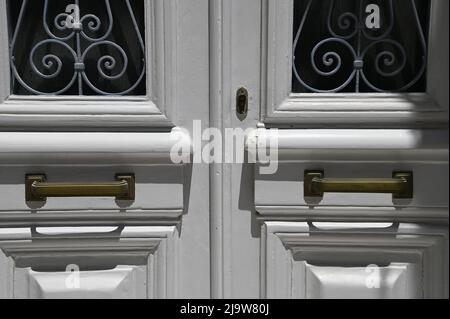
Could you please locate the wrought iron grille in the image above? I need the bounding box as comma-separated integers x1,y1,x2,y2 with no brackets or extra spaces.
7,0,146,96
292,0,430,93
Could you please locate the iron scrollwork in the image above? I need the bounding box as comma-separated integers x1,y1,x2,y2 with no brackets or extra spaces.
292,0,429,93
9,0,146,96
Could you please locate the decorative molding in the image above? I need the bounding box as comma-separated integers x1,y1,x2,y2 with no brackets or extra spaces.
0,226,179,298
260,0,449,128
261,222,449,299
0,128,191,165
0,209,183,229
0,0,178,131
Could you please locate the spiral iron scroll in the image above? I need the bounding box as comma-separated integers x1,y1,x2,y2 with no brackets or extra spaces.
293,0,428,93
9,0,145,95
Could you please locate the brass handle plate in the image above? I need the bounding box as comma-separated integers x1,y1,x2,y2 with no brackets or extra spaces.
304,171,413,199
26,174,135,202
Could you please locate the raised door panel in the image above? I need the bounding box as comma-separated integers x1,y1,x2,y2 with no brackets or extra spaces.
249,129,449,223
262,222,448,299
301,262,421,299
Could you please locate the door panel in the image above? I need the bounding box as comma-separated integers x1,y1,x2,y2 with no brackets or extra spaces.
0,0,209,299
0,0,447,300
260,0,449,127
255,162,448,209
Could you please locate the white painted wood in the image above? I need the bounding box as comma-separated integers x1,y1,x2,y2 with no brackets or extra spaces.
256,207,449,225
0,0,178,130
0,226,179,299
0,0,448,300
427,0,450,116
208,0,265,298
0,210,183,229
0,249,13,299
209,0,225,298
260,0,449,127
0,0,210,299
262,222,449,299
255,162,449,209
0,0,8,104
0,165,184,213
0,129,191,165
247,128,449,161
22,266,147,299
247,128,449,222
160,0,210,298
0,129,189,216
304,263,420,299
218,0,449,300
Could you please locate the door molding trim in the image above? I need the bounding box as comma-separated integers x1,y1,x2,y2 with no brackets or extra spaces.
0,129,191,165
260,0,449,128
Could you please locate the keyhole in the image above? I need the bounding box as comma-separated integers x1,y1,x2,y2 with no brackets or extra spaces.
236,87,248,120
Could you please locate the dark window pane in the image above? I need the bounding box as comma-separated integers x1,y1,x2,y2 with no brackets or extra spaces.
8,0,146,96
292,0,430,93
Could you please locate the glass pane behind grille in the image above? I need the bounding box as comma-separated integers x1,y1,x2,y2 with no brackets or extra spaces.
7,0,146,96
292,0,430,93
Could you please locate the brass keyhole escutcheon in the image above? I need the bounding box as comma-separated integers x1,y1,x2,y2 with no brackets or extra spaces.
236,87,248,120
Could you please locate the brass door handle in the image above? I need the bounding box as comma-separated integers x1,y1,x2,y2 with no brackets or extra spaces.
304,171,413,199
26,174,135,202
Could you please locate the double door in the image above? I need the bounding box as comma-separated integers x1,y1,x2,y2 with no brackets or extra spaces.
0,0,448,298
